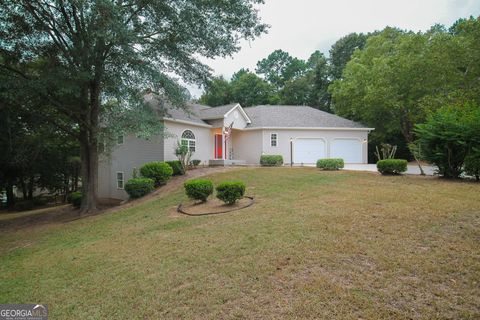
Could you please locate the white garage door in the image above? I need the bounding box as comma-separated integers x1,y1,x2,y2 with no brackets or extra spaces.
294,138,326,164
330,139,363,163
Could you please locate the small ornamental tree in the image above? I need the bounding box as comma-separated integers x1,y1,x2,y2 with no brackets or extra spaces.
414,102,480,178
175,142,193,173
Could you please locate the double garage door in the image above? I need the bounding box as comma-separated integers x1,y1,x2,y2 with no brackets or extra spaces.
294,138,363,164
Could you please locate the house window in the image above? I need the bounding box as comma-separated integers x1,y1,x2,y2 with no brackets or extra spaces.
181,130,196,152
117,135,124,145
116,172,124,189
271,133,278,147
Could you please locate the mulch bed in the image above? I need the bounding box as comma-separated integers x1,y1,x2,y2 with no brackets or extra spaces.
177,196,254,216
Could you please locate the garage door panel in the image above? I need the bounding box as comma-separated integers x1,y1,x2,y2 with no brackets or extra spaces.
294,138,325,164
331,139,362,163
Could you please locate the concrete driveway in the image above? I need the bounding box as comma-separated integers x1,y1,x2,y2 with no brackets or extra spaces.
343,163,437,175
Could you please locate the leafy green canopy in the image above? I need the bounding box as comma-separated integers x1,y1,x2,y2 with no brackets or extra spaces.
200,50,330,110
0,0,267,211
414,101,480,179
0,0,267,133
330,20,480,148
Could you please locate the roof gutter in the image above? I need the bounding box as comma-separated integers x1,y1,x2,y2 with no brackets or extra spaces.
163,117,212,128
242,126,375,131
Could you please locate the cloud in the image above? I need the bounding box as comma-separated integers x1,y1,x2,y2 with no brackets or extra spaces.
186,0,480,98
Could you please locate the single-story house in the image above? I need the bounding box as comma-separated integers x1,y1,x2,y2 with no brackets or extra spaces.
99,97,373,199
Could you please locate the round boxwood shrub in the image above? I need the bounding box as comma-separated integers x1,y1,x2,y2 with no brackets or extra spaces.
68,191,82,208
316,158,344,170
260,155,283,167
184,179,213,202
140,162,173,186
125,178,155,199
190,159,201,167
166,160,185,176
216,181,246,205
377,159,408,175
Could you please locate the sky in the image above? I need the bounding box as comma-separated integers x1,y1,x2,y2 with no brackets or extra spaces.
186,0,480,98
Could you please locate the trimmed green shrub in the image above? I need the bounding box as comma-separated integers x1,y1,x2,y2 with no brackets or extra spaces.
216,181,246,205
190,159,201,167
184,179,214,202
260,155,283,166
166,160,185,176
316,158,344,170
140,162,173,186
377,159,408,175
125,178,155,199
68,191,82,208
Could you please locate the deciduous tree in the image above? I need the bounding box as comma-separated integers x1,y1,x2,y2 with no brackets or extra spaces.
0,0,267,213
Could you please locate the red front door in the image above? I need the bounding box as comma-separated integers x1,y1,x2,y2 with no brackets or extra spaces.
215,134,223,159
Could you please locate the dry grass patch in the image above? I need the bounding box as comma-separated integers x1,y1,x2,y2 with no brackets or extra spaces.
0,168,479,319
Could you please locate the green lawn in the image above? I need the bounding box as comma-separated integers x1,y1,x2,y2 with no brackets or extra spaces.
1,168,479,319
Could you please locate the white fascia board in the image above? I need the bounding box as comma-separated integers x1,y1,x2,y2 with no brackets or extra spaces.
241,126,375,131
163,117,212,128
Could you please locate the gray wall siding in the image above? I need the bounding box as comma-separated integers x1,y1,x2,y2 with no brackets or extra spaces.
98,132,165,200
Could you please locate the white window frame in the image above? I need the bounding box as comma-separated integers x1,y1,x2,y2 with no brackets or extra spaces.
270,133,278,147
181,130,196,153
116,172,124,189
117,135,124,145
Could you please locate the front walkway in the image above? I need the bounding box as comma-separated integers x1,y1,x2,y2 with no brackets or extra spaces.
343,164,437,176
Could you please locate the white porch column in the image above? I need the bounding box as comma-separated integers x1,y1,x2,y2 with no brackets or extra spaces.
222,132,225,160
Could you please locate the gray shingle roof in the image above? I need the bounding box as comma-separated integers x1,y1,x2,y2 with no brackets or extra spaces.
148,92,367,129
244,105,367,128
164,103,211,125
198,103,238,119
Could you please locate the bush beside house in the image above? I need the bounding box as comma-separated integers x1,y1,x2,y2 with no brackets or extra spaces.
190,159,201,167
316,158,344,170
260,155,283,167
140,162,173,186
125,178,155,199
166,160,185,176
377,159,408,175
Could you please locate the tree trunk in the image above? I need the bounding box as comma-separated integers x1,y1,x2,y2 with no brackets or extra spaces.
21,178,28,200
79,128,99,213
28,175,34,200
79,81,100,214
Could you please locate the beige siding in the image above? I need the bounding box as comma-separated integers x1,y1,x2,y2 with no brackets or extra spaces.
98,132,165,200
232,130,263,163
163,120,213,165
260,129,369,164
